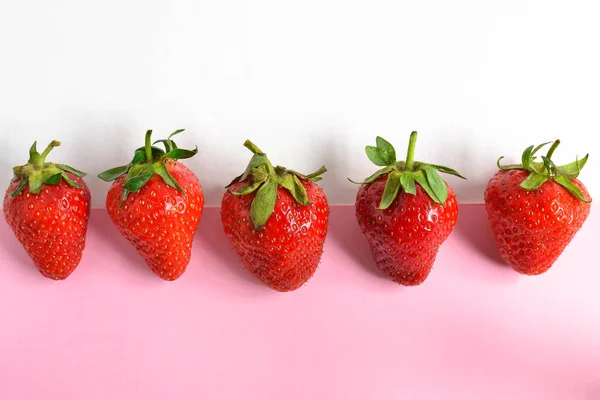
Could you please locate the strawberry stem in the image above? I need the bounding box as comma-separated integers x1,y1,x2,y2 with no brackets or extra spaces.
243,139,276,174
244,140,265,155
39,140,61,164
405,131,418,171
29,140,61,168
546,139,560,159
145,130,153,162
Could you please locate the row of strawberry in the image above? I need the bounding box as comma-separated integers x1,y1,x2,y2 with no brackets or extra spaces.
3,130,591,290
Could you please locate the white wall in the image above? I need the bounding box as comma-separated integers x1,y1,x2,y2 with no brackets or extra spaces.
1,0,599,207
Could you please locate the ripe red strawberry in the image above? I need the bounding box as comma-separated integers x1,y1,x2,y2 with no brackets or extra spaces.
3,140,91,280
485,140,591,275
221,140,329,292
351,132,465,286
98,130,204,280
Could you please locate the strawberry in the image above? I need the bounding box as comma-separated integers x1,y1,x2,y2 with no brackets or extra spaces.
3,140,91,280
484,139,591,275
98,130,204,280
351,132,465,286
221,140,329,292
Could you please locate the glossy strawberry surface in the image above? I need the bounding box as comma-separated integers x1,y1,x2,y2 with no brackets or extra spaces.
4,174,91,279
356,175,458,285
485,169,590,275
106,160,204,280
222,179,329,292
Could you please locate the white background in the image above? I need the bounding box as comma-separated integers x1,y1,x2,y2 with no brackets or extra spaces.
1,0,598,207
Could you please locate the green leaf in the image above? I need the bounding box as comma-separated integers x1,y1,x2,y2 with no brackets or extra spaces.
155,129,186,152
348,166,392,185
426,163,467,179
154,163,184,194
61,172,82,188
251,165,269,183
531,142,552,157
10,179,27,198
240,154,268,182
422,165,449,204
134,145,165,161
123,172,153,192
28,141,39,163
127,163,145,178
531,141,552,157
541,156,557,177
279,174,310,205
375,136,396,165
414,171,442,204
28,172,44,194
12,166,23,178
56,163,86,177
29,141,38,156
98,165,130,182
514,142,551,171
529,142,553,173
555,176,591,203
292,175,310,204
120,188,130,207
164,147,198,160
287,166,325,183
521,145,535,169
225,174,243,188
378,171,402,209
286,169,307,180
168,129,186,140
304,165,328,182
153,139,175,152
520,172,548,191
557,154,588,179
44,173,62,185
250,178,278,230
131,149,147,164
365,146,388,166
228,179,265,196
400,172,416,195
497,156,525,170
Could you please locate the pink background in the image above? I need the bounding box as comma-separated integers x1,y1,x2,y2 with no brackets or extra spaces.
0,205,598,400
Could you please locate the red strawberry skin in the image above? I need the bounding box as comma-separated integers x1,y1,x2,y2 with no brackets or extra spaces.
221,179,329,292
3,173,91,280
484,169,591,275
106,160,204,280
355,175,458,285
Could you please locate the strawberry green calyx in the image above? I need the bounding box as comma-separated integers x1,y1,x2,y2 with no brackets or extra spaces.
227,140,327,231
349,131,466,208
97,129,198,206
10,140,86,198
497,139,591,202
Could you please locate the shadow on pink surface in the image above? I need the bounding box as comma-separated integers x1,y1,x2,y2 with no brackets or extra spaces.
195,208,265,287
0,205,521,284
326,204,518,285
0,205,598,399
326,206,388,281
0,221,40,279
453,204,506,266
88,213,157,279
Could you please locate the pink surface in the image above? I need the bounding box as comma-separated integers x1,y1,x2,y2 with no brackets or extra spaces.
0,205,599,400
